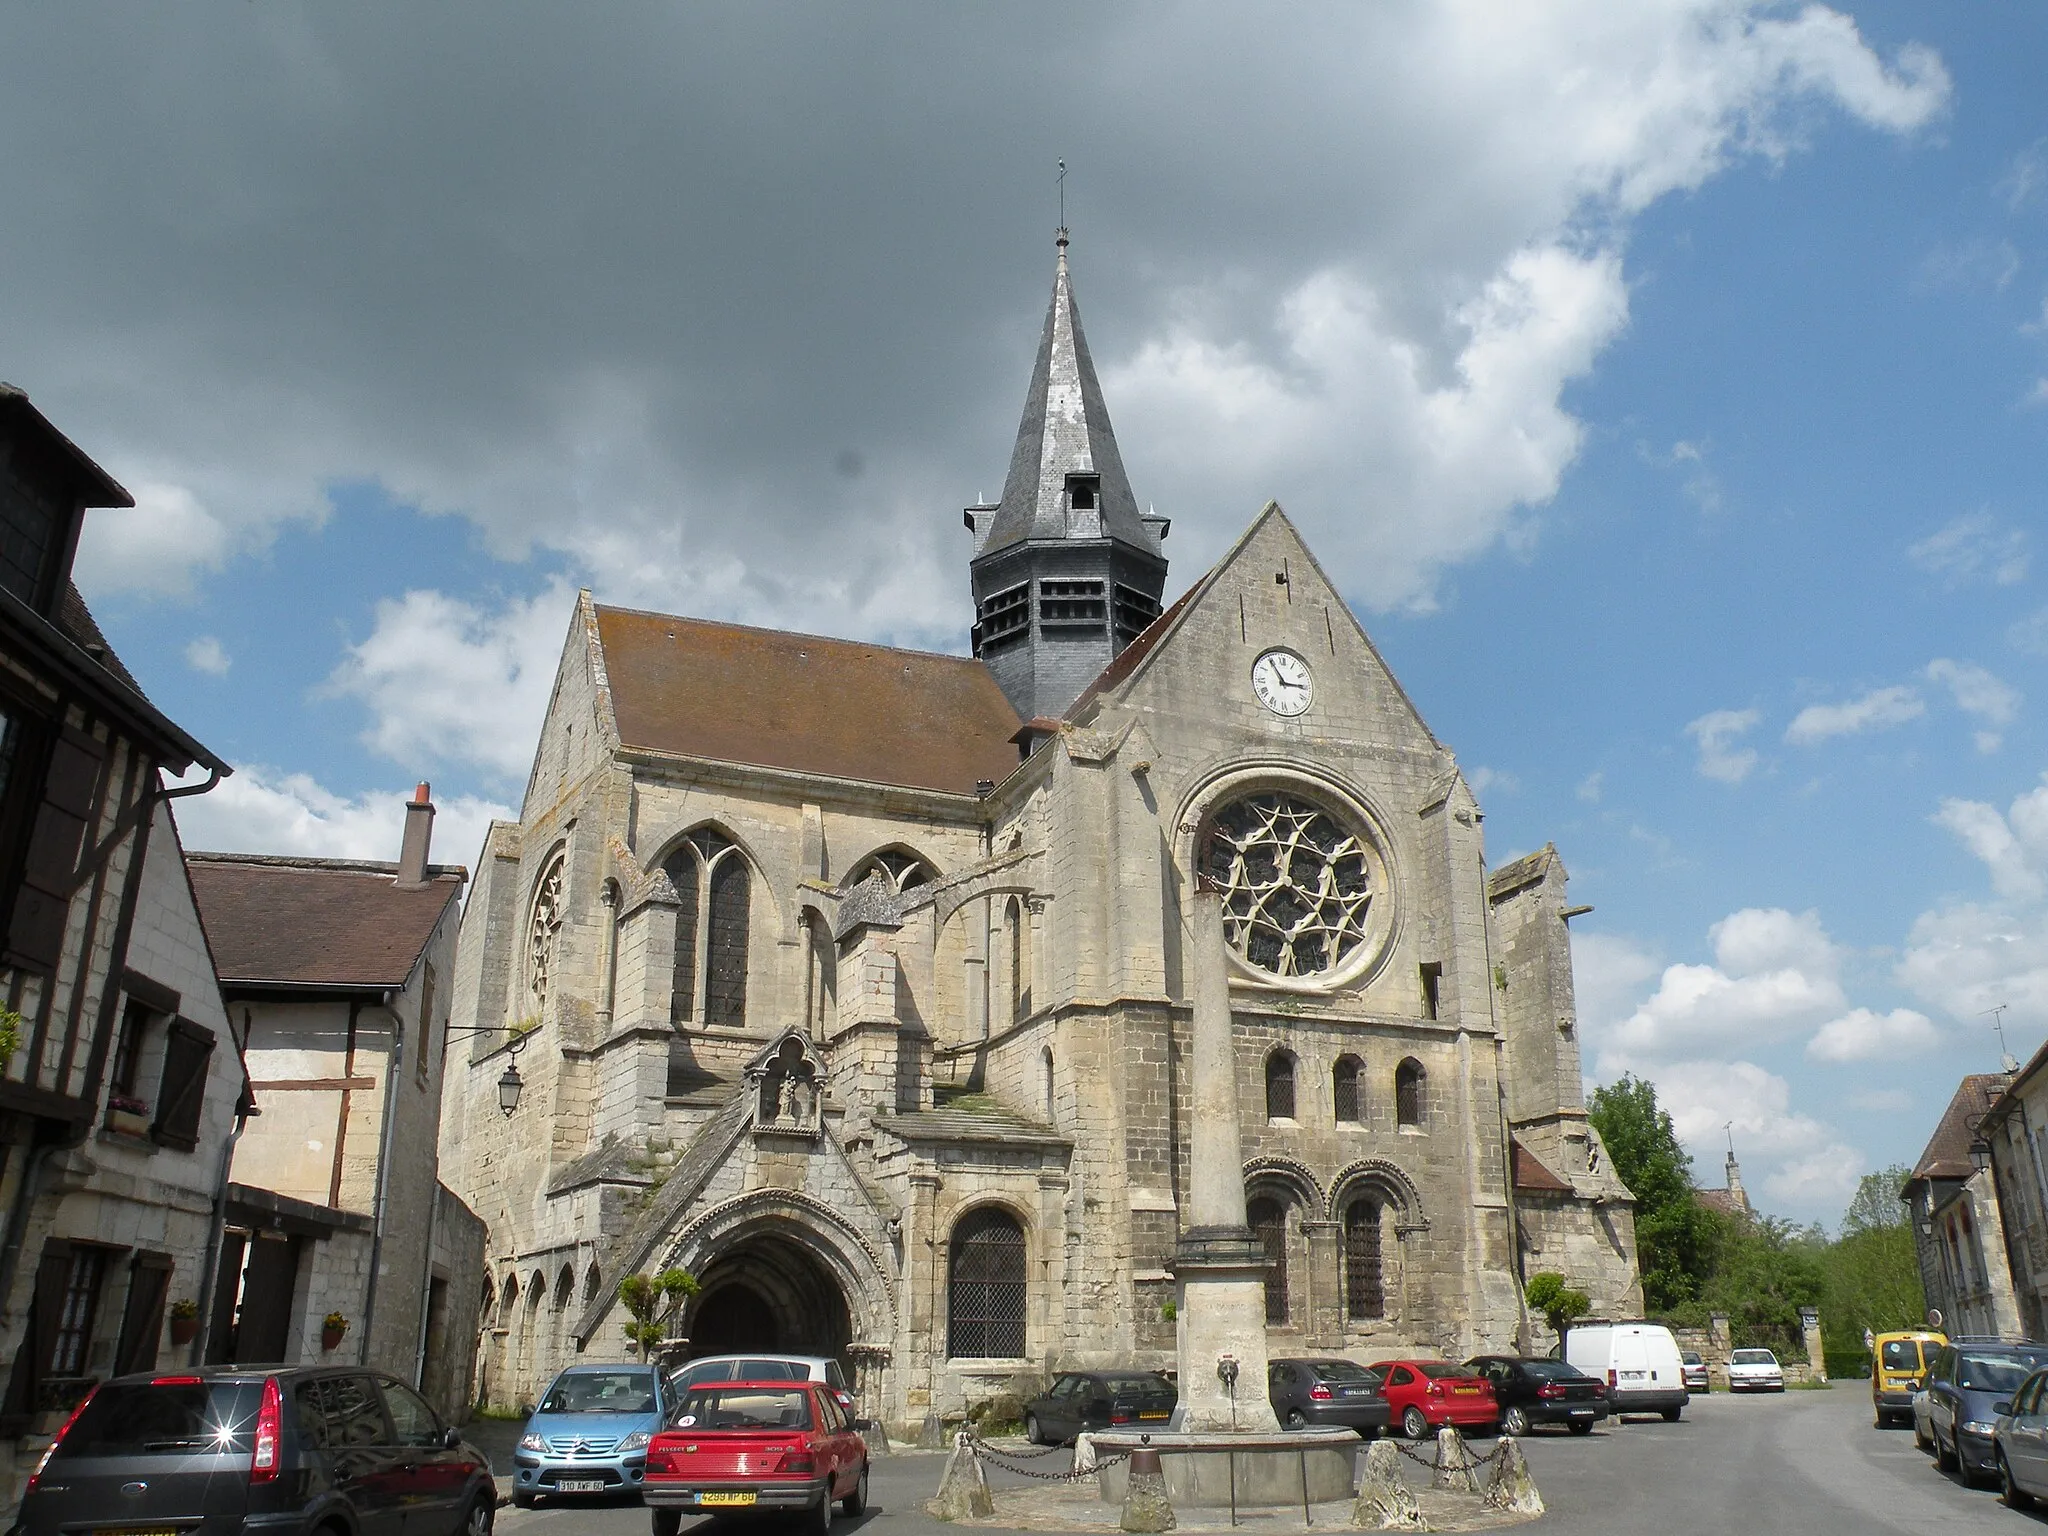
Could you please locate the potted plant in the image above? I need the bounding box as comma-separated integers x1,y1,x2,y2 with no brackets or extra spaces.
168,1298,200,1346
106,1093,151,1136
322,1312,349,1352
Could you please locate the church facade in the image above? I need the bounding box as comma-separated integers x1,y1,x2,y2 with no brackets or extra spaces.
439,237,1641,1431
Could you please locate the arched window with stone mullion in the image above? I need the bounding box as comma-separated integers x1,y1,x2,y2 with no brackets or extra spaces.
664,828,750,1029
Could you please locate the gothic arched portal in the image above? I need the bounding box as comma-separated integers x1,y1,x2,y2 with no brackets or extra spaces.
684,1230,853,1362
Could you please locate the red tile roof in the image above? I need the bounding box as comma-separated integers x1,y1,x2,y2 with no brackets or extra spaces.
596,606,1022,796
187,855,461,990
1911,1074,2012,1183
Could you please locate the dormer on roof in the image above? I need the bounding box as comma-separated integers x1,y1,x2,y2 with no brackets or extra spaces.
968,232,1168,722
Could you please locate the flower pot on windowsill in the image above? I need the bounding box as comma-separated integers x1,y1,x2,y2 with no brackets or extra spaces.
170,1314,199,1347
322,1317,349,1352
106,1108,151,1137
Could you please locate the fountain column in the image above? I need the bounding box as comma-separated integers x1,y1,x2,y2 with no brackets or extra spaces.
1170,886,1280,1433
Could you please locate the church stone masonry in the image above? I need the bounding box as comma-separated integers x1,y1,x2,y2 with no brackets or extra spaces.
439,237,1641,1432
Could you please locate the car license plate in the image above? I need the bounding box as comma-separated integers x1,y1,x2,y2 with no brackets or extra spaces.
1569,1410,1594,1418
557,1480,606,1493
700,1492,758,1506
1139,1412,1169,1421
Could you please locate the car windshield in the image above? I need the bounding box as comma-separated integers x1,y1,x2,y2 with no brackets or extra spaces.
1101,1376,1170,1397
1519,1361,1587,1382
1881,1341,1922,1371
1731,1351,1777,1365
53,1380,265,1458
1960,1355,2047,1393
674,1386,813,1431
673,1358,807,1388
539,1370,657,1413
1418,1364,1475,1380
1310,1361,1377,1382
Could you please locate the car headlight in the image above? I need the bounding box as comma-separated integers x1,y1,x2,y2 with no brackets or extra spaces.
1963,1421,2001,1437
619,1431,651,1453
519,1433,548,1453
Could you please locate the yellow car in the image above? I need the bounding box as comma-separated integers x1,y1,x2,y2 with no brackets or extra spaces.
1873,1330,1946,1428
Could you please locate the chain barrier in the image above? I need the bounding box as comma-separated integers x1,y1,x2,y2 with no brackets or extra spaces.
959,1429,1132,1482
1383,1433,1517,1472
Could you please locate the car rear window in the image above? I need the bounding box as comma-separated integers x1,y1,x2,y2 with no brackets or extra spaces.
1519,1361,1587,1382
1731,1350,1776,1365
674,1386,814,1431
1101,1376,1170,1397
1310,1361,1377,1383
1880,1341,1923,1371
54,1380,265,1459
1417,1364,1475,1380
540,1370,657,1413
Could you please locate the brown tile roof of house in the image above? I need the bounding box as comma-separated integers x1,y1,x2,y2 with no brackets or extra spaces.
1511,1140,1574,1194
595,606,1022,796
1695,1188,1746,1218
187,854,463,990
1911,1073,2013,1183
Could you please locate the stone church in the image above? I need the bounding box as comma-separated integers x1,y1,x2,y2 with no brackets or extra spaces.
439,234,1641,1431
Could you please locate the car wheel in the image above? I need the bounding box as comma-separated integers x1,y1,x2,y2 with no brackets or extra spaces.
1661,1406,1681,1422
1402,1407,1429,1441
1914,1416,1932,1453
1937,1428,1960,1473
652,1509,682,1536
1025,1412,1043,1446
1568,1421,1594,1436
1286,1409,1307,1430
842,1460,870,1517
511,1490,536,1509
813,1487,836,1535
1500,1406,1529,1438
2004,1452,2035,1509
464,1495,494,1536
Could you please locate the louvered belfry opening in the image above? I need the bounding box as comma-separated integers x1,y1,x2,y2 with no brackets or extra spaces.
1344,1198,1385,1320
1248,1195,1289,1325
948,1207,1027,1359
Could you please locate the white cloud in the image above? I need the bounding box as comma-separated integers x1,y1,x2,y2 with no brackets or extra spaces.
1806,1006,1942,1062
1764,1143,1867,1207
324,583,575,784
1784,685,1923,745
1915,239,2021,295
1926,659,2019,752
1899,899,2048,1034
1686,707,1762,783
1931,779,2048,902
1907,511,2030,588
1468,766,1519,796
184,636,231,676
1596,908,1848,1067
2002,139,2048,212
170,764,512,869
74,482,238,599
2011,609,2048,659
1576,771,1604,804
1571,931,1663,1043
1647,1057,1862,1208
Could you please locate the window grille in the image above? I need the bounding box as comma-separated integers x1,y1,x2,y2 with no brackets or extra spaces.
705,853,749,1028
1248,1197,1289,1324
1333,1056,1361,1123
50,1248,106,1377
1395,1059,1425,1128
1265,1051,1296,1120
949,1208,1027,1358
1344,1199,1385,1320
1201,793,1373,978
667,846,699,1023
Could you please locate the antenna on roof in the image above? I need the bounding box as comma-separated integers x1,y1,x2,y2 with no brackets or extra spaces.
1057,158,1066,233
1985,1003,2019,1072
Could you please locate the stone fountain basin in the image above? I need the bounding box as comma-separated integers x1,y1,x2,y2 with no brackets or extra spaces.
1085,1428,1358,1508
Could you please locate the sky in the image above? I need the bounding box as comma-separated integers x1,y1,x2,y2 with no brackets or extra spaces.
3,1,2045,1228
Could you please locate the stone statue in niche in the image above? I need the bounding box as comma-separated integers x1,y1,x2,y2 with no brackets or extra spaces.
756,1036,820,1131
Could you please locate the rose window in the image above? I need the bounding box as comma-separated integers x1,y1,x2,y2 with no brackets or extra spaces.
1201,793,1374,978
528,857,565,1009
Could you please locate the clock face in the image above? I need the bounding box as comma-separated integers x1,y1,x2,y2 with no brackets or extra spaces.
1251,650,1313,716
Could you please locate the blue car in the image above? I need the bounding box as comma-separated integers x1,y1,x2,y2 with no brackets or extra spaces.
513,1363,670,1506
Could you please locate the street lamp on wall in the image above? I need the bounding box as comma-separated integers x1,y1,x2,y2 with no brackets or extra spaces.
498,1056,525,1116
1970,1138,1992,1175
447,1021,534,1117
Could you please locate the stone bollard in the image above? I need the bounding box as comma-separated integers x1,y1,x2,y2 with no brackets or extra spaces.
1351,1439,1428,1531
1430,1426,1478,1494
928,1433,996,1521
1120,1446,1176,1533
1482,1437,1543,1516
917,1412,948,1450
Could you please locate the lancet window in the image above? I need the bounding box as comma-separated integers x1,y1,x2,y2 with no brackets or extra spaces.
666,828,750,1028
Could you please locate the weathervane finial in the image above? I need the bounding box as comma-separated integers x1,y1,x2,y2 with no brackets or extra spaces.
1056,159,1069,257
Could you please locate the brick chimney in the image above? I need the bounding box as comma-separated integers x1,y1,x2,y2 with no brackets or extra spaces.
397,782,435,886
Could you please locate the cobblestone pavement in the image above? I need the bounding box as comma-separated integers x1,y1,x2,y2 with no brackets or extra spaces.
488,1386,2030,1535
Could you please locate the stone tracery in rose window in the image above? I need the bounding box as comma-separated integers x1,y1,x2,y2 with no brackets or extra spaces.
1201,792,1374,978
528,857,566,1010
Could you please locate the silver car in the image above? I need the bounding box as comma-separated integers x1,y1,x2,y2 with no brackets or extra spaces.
1995,1367,2048,1506
667,1354,857,1416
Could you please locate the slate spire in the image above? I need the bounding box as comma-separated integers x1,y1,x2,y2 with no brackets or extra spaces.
967,232,1169,723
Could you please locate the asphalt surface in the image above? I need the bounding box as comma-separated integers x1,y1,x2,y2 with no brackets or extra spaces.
487,1386,2044,1535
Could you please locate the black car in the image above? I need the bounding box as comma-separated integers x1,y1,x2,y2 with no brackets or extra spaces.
1466,1356,1609,1436
1266,1358,1390,1436
1023,1371,1177,1445
10,1365,495,1536
1917,1338,2048,1485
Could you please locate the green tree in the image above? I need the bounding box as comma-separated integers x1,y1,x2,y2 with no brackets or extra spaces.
618,1268,700,1360
1587,1075,1725,1313
1524,1272,1591,1340
1817,1165,1924,1361
1703,1216,1825,1350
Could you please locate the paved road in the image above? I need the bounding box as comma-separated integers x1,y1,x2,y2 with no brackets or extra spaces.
490,1386,2040,1535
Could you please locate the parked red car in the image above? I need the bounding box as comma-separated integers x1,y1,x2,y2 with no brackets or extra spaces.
1371,1359,1499,1440
645,1379,868,1535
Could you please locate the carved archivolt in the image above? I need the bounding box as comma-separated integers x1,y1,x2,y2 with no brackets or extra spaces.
1242,1155,1325,1212
660,1187,898,1322
1327,1158,1429,1231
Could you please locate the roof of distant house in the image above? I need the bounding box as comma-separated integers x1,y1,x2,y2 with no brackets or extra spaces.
595,605,1022,796
1910,1073,2013,1184
187,854,464,991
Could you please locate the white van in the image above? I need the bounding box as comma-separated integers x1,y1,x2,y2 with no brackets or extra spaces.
1563,1322,1689,1420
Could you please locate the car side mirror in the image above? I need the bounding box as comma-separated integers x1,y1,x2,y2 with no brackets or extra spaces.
443,1427,463,1449
1998,1402,2014,1416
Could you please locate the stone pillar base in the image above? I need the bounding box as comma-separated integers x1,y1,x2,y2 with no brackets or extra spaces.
1171,1228,1280,1433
